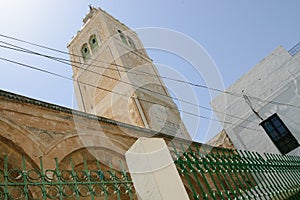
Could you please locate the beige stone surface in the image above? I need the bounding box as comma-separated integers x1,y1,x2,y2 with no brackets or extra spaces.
0,89,193,169
0,91,138,169
206,129,235,149
126,138,189,200
68,7,191,140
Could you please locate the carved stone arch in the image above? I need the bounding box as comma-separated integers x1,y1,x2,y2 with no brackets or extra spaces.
0,136,40,199
44,133,129,169
118,30,128,45
58,147,126,171
127,36,136,49
59,147,137,200
81,43,90,60
0,117,44,165
56,147,136,200
0,135,38,170
89,34,99,51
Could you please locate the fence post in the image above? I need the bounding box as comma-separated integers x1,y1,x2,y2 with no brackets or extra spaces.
125,137,189,200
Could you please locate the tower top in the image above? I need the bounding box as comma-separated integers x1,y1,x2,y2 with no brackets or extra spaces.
83,5,98,24
68,6,131,48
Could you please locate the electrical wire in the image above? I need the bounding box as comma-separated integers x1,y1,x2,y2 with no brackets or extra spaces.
1,33,299,133
0,55,263,132
1,33,298,110
0,40,257,125
0,33,241,96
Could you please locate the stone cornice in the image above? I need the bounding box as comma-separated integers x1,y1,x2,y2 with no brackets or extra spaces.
0,89,198,145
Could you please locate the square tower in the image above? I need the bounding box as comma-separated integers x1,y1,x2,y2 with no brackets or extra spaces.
67,7,190,139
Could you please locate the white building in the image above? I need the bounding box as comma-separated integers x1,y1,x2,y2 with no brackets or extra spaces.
211,43,300,155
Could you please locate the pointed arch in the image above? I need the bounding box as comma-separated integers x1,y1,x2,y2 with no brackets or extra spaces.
81,43,90,60
89,34,99,51
118,30,128,45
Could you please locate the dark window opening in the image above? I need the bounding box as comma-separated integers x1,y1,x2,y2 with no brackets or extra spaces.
89,34,98,51
127,36,136,49
260,113,299,154
81,43,90,60
118,30,128,45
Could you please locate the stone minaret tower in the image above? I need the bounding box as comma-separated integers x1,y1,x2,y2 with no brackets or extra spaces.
67,7,190,139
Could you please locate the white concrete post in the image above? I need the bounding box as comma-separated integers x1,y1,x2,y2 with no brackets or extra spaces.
125,137,189,200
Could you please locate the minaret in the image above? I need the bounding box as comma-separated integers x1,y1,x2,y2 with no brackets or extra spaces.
67,7,190,139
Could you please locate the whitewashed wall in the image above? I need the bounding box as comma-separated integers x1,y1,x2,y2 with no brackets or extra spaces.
211,46,300,155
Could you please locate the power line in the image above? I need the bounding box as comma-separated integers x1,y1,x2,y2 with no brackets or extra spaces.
247,95,300,109
0,41,200,109
0,33,242,96
1,33,298,110
1,33,298,126
0,40,257,125
2,34,299,121
0,55,263,132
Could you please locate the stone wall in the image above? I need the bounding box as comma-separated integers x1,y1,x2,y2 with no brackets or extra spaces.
206,129,235,149
0,89,196,170
0,89,243,199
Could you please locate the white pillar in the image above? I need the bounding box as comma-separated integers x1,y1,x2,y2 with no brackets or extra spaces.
125,137,189,200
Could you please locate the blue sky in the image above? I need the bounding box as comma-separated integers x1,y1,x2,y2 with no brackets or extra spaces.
0,0,299,142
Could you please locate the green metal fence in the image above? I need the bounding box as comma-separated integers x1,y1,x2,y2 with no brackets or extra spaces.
1,144,300,200
0,156,136,200
172,143,300,200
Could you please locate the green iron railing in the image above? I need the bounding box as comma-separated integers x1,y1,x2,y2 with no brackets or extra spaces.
1,144,300,200
172,143,300,200
0,156,136,200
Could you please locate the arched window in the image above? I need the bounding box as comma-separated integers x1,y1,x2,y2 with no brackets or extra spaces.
118,30,127,45
89,34,98,51
81,43,90,60
127,36,136,49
